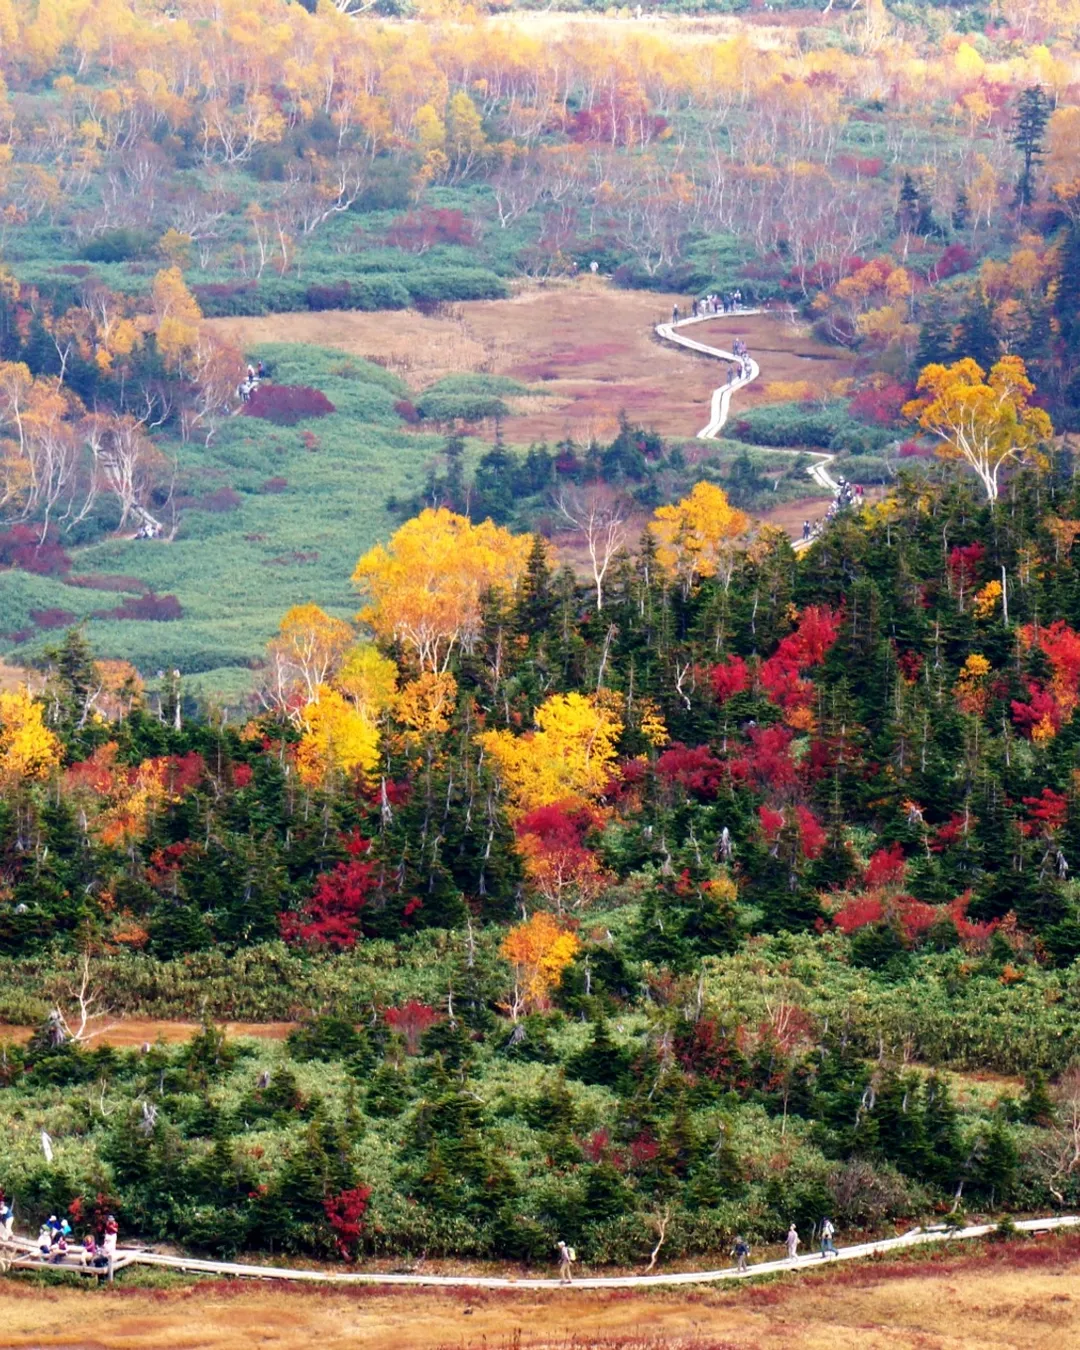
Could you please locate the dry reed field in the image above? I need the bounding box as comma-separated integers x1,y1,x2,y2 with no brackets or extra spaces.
206,279,856,445
2,1235,1078,1350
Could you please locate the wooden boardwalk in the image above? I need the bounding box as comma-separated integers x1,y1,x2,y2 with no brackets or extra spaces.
5,1216,1078,1289
1,1238,134,1281
654,311,840,551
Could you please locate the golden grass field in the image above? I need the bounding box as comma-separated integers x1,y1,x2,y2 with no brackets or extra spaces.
206,278,856,447
2,1236,1078,1349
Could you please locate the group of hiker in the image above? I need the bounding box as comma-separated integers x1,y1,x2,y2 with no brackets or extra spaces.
732,1219,837,1273
237,359,266,404
36,1213,118,1268
801,477,864,543
694,291,744,317
823,475,863,524
556,1219,840,1283
0,1190,118,1270
670,291,746,325
728,336,752,382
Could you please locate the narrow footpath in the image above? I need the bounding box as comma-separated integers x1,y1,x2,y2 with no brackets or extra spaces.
654,313,841,542
4,1216,1078,1289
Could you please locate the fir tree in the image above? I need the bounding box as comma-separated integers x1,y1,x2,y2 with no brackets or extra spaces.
515,534,556,637
952,297,1000,370
1011,85,1051,208
897,172,920,231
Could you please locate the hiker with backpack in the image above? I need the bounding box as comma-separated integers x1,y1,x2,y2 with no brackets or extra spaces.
731,1234,751,1272
820,1217,838,1258
556,1238,576,1284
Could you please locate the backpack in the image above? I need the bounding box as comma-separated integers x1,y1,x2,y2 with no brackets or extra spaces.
567,1247,577,1262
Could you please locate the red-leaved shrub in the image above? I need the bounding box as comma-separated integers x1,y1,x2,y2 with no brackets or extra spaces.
1022,787,1068,836
655,743,725,799
280,838,376,950
865,842,906,888
386,208,476,252
0,524,71,575
930,243,976,281
31,608,78,630
244,384,335,425
95,593,182,621
848,382,909,427
385,1000,440,1053
323,1185,371,1260
710,654,750,703
394,399,420,424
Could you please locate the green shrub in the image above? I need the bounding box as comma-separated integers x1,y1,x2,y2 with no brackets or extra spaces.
81,230,155,263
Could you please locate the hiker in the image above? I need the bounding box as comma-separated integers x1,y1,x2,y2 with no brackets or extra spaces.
79,1233,98,1267
98,1216,118,1273
820,1217,837,1258
786,1224,800,1260
672,304,679,324
247,363,256,381
727,365,735,386
556,1238,575,1284
257,359,266,379
731,1234,751,1272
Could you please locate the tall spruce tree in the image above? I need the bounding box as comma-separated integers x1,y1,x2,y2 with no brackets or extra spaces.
1012,85,1051,208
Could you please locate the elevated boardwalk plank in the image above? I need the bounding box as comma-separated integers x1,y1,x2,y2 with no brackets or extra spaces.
5,1216,1079,1290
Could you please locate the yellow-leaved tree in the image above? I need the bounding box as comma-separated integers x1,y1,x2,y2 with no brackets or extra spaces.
353,508,531,673
295,687,380,789
648,481,750,596
478,691,622,813
337,643,399,720
266,603,355,711
151,266,202,375
396,671,457,739
500,911,581,1018
0,687,62,785
903,356,1053,502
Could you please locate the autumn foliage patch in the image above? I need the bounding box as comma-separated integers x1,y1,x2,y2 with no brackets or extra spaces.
279,834,377,950
244,384,336,426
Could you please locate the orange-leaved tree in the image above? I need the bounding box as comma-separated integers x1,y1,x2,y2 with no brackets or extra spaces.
63,744,170,851
478,691,623,813
516,800,611,915
649,481,750,596
353,508,531,673
500,911,581,1019
395,671,457,740
903,356,1053,502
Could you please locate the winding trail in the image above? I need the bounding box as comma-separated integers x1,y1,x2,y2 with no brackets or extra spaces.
654,313,841,525
4,1216,1078,1289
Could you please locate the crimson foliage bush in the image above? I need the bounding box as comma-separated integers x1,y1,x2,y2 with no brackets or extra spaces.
94,592,183,621
0,524,71,575
244,385,336,426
